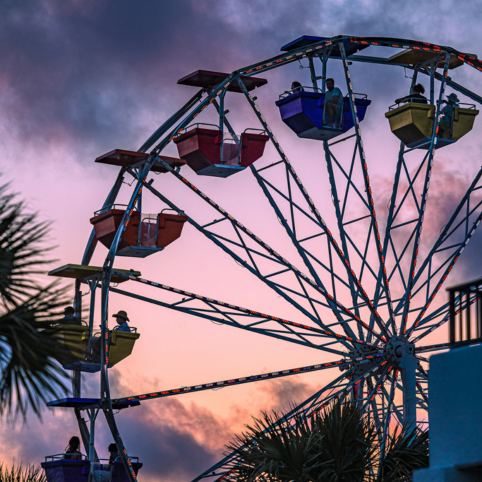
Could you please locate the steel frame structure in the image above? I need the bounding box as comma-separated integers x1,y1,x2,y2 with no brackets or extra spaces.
63,36,482,482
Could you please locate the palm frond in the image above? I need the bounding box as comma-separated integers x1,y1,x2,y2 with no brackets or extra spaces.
0,183,56,308
226,401,428,482
227,410,322,481
0,284,71,419
378,426,429,482
226,401,378,482
0,181,71,420
0,461,47,482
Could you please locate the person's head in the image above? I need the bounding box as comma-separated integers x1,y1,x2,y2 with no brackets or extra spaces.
291,81,302,91
413,83,425,95
108,443,118,453
67,436,80,452
447,93,459,104
64,306,75,317
326,78,335,91
112,310,129,326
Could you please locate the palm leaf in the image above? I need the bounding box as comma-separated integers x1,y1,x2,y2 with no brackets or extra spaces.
0,181,71,420
0,183,56,308
226,401,378,482
0,462,47,482
378,426,429,482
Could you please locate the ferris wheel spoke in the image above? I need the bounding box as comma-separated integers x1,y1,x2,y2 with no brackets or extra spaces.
339,44,397,333
324,143,381,306
398,54,452,334
415,343,451,353
408,170,482,297
384,149,482,313
378,381,404,427
324,146,370,212
416,381,429,408
138,178,341,330
360,363,393,412
270,274,387,342
109,271,386,351
409,301,450,338
387,222,416,290
378,370,400,461
310,360,390,415
141,169,374,339
326,141,382,337
405,213,482,337
412,292,479,343
108,284,351,355
238,80,390,341
191,370,352,482
112,356,384,405
103,405,137,482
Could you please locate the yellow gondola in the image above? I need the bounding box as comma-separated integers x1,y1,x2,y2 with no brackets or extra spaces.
385,102,478,149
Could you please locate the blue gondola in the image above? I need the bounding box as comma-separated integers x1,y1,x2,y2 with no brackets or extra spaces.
43,399,142,482
276,90,371,141
41,458,143,482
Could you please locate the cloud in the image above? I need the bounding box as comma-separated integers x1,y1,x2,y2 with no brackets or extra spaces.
1,1,482,480
102,371,321,481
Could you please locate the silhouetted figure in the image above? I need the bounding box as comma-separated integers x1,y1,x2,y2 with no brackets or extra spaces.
439,93,460,138
64,436,82,460
291,81,304,92
92,443,119,482
60,306,82,326
86,311,131,363
395,83,428,104
324,78,344,128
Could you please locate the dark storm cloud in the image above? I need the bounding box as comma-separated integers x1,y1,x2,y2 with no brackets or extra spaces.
114,400,223,481
105,371,231,481
103,372,320,481
2,0,479,165
0,0,330,159
3,0,460,161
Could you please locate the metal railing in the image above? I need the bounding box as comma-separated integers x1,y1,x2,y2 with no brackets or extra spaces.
448,278,482,347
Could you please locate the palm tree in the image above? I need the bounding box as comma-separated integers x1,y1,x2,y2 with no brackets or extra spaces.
0,181,70,420
226,401,428,481
0,462,47,482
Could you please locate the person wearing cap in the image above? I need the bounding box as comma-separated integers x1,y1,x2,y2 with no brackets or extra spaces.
113,310,131,332
439,93,460,137
86,310,131,362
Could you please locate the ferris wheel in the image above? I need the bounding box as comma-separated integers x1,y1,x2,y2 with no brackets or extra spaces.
43,35,482,482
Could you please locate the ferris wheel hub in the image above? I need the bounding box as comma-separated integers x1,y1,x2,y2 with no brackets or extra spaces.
384,337,415,367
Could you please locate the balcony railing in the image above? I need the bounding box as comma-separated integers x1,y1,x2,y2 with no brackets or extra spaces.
448,278,482,347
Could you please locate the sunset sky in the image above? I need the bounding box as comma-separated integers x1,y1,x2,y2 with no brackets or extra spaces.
1,1,482,481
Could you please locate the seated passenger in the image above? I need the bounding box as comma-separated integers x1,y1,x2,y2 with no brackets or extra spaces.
291,81,304,93
64,436,82,460
324,78,344,128
92,443,119,482
395,83,427,105
113,310,131,332
86,310,132,362
439,93,460,138
60,306,82,326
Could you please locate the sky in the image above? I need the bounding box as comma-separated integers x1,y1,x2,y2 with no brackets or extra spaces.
1,1,482,481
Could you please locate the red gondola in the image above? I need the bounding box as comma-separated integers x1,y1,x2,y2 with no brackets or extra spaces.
90,207,188,258
174,125,269,178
